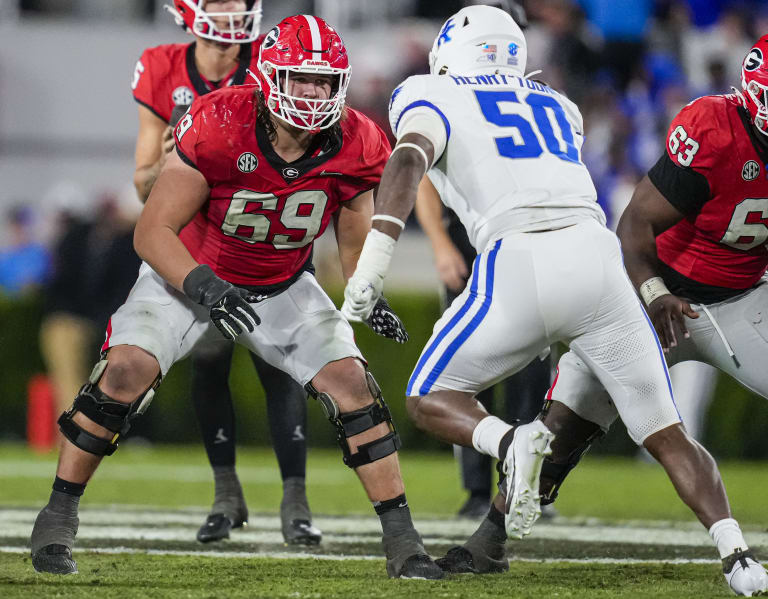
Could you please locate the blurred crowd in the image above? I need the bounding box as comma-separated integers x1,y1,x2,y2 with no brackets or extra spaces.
344,0,768,228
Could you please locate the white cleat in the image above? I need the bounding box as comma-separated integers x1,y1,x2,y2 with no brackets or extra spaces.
723,549,768,596
503,421,555,540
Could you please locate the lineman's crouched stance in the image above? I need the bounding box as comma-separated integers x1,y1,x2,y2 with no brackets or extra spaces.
30,263,443,580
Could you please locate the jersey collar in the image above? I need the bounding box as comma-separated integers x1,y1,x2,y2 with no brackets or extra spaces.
737,106,768,165
185,42,252,97
254,120,343,184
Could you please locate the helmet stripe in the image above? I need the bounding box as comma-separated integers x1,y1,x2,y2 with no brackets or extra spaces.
304,14,322,60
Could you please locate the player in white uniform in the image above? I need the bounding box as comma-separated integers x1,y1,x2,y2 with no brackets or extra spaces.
341,6,766,595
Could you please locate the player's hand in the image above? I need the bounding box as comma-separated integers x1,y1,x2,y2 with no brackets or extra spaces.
646,294,699,352
158,126,175,167
365,297,409,343
341,271,383,322
434,241,469,293
183,265,260,341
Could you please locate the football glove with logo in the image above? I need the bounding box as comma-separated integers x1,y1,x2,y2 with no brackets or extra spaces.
366,297,409,344
183,265,260,341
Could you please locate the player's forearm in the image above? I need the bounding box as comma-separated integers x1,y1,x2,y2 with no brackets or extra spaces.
338,246,362,282
616,209,662,291
133,223,198,291
414,187,451,251
134,163,162,204
372,152,425,241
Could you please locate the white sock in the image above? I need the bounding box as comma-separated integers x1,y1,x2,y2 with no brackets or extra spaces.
472,416,513,460
709,518,748,559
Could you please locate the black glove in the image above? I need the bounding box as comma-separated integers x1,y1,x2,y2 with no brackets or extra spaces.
365,297,408,344
183,265,260,341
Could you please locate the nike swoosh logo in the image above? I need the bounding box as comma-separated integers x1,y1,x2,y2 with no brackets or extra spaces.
319,170,343,176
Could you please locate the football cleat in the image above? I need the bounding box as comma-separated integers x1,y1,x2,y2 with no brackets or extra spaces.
435,545,508,575
503,421,555,540
723,549,768,596
394,554,446,580
196,512,247,544
282,519,322,546
383,529,444,579
31,544,78,575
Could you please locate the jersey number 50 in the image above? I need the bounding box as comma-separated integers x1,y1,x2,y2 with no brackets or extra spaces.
474,90,580,163
221,189,328,249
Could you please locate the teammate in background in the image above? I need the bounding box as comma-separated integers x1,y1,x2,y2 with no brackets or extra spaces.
30,15,441,580
414,177,550,518
132,0,321,545
341,7,767,595
518,36,768,595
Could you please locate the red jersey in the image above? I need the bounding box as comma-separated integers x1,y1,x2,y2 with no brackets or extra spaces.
131,40,262,124
173,86,391,286
651,94,768,297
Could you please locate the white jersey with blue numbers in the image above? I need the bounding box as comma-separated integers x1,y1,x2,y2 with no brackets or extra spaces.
389,73,606,252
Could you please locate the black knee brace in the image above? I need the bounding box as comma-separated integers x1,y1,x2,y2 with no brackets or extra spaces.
58,358,161,456
536,399,604,505
305,371,401,469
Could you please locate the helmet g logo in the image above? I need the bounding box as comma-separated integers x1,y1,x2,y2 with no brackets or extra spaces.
745,48,763,71
262,26,279,49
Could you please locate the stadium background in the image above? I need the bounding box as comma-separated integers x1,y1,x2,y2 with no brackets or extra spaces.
1,0,767,460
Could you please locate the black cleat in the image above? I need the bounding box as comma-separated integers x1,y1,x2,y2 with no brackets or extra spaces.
393,554,445,579
283,519,322,546
196,513,246,543
436,546,478,574
436,545,508,575
32,544,78,575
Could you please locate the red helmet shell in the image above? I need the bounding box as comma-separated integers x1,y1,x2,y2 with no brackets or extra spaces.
257,15,351,131
168,0,262,44
742,35,768,137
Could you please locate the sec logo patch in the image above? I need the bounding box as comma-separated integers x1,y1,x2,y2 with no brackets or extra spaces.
237,152,258,173
742,160,760,181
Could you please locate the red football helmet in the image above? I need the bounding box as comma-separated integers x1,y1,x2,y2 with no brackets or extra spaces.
742,35,768,137
255,15,351,132
166,0,262,44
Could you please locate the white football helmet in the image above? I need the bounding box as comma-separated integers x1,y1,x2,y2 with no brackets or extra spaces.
429,5,527,77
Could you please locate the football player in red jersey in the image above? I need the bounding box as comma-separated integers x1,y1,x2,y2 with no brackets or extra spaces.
29,14,442,580
449,37,768,595
133,0,323,546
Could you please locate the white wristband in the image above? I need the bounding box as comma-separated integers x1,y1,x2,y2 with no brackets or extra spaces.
372,214,406,230
639,276,671,307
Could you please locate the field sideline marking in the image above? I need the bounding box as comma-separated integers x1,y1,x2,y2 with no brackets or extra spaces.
0,545,721,565
2,508,766,549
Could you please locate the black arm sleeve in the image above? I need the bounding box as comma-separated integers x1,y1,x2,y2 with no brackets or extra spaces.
647,152,711,218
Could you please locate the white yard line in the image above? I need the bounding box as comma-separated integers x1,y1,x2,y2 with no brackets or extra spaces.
2,508,766,548
0,545,721,565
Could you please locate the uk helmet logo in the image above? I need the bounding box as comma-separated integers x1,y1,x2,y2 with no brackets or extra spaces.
742,160,760,181
172,86,194,106
237,152,258,173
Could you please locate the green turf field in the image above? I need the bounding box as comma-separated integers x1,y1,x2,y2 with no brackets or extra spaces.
1,443,765,598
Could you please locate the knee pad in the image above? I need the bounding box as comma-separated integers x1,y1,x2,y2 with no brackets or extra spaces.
58,358,161,456
306,371,402,469
536,399,604,505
